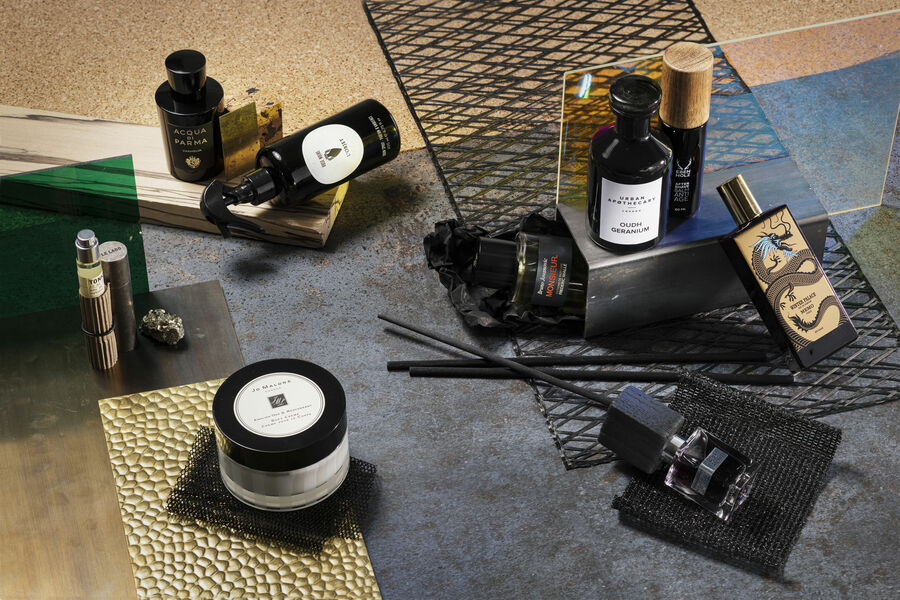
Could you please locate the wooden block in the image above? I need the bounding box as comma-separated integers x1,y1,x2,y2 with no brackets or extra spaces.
0,104,344,247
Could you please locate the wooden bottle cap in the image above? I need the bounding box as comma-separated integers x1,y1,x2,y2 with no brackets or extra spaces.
659,42,714,130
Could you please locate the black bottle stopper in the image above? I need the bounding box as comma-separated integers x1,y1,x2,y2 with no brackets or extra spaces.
599,386,684,474
166,49,207,97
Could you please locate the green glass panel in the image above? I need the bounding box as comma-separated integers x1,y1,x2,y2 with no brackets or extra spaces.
0,155,148,318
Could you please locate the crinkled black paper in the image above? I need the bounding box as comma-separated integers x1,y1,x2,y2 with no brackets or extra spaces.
424,213,584,329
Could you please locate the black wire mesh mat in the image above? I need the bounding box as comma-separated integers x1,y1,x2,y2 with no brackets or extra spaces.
612,372,842,575
166,427,378,555
365,1,898,469
365,0,713,231
515,226,899,469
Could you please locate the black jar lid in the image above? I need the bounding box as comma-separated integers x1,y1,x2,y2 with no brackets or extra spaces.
608,74,662,118
213,359,347,472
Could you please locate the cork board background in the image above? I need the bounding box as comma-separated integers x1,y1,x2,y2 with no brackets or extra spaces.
2,0,894,153
0,0,424,149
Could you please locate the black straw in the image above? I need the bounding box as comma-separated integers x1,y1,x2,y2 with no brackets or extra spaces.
387,351,769,371
408,366,794,386
378,313,613,407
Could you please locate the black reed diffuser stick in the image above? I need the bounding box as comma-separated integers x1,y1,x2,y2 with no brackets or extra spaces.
407,366,794,386
388,351,769,371
378,313,613,407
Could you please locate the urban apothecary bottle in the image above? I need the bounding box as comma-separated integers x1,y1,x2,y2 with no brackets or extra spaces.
599,386,755,521
717,175,857,368
200,99,400,236
471,232,586,316
660,42,713,218
155,49,224,181
587,74,672,253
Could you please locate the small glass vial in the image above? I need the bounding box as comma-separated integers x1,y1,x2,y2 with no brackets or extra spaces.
470,232,586,316
587,74,672,253
598,386,755,521
75,229,105,298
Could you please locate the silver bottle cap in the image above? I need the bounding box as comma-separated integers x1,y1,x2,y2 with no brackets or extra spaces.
75,229,99,264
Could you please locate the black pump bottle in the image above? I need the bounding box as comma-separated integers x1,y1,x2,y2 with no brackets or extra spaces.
201,99,400,236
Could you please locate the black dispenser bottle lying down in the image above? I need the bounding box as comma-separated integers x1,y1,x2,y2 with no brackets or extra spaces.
201,99,401,236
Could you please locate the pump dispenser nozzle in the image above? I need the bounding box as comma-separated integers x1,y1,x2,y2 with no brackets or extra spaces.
200,180,266,238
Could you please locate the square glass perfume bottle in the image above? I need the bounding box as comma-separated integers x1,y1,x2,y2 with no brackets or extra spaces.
599,386,756,521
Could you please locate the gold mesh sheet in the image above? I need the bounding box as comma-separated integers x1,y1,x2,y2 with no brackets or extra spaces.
98,379,381,599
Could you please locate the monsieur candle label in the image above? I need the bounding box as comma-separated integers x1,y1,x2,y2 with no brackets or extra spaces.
531,235,573,308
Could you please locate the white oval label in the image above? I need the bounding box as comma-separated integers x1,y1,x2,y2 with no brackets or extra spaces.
234,372,325,438
301,124,364,184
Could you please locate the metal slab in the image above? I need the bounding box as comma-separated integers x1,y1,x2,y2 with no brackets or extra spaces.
0,280,243,599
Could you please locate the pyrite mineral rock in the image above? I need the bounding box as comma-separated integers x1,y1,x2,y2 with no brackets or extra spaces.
139,308,185,345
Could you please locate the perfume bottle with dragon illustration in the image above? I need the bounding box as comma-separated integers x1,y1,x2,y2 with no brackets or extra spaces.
717,175,857,369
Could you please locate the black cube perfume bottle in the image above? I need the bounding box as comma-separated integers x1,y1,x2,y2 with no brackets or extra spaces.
155,49,224,182
587,75,672,253
599,386,755,521
470,232,587,316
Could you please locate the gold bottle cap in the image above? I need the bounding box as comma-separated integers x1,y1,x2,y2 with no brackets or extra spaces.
717,174,763,226
659,42,714,130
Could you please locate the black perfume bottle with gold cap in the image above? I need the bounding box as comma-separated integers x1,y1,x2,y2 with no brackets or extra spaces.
155,49,224,182
718,175,857,368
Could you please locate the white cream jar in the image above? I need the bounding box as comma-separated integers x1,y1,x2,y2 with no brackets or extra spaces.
213,359,350,511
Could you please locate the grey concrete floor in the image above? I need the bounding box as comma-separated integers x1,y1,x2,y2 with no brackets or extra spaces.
143,148,899,599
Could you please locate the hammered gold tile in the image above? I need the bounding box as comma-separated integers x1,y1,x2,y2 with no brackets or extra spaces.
98,380,381,599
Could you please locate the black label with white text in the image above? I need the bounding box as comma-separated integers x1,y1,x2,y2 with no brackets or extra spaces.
531,235,573,307
168,121,214,172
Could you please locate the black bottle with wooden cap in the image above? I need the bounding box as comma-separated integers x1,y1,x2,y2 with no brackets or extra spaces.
717,174,857,369
155,49,224,182
660,42,714,218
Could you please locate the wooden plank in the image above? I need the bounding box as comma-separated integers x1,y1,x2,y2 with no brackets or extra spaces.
0,104,345,247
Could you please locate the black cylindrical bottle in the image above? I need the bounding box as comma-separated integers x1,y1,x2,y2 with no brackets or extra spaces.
587,75,672,253
155,50,224,181
222,99,401,208
659,42,713,218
